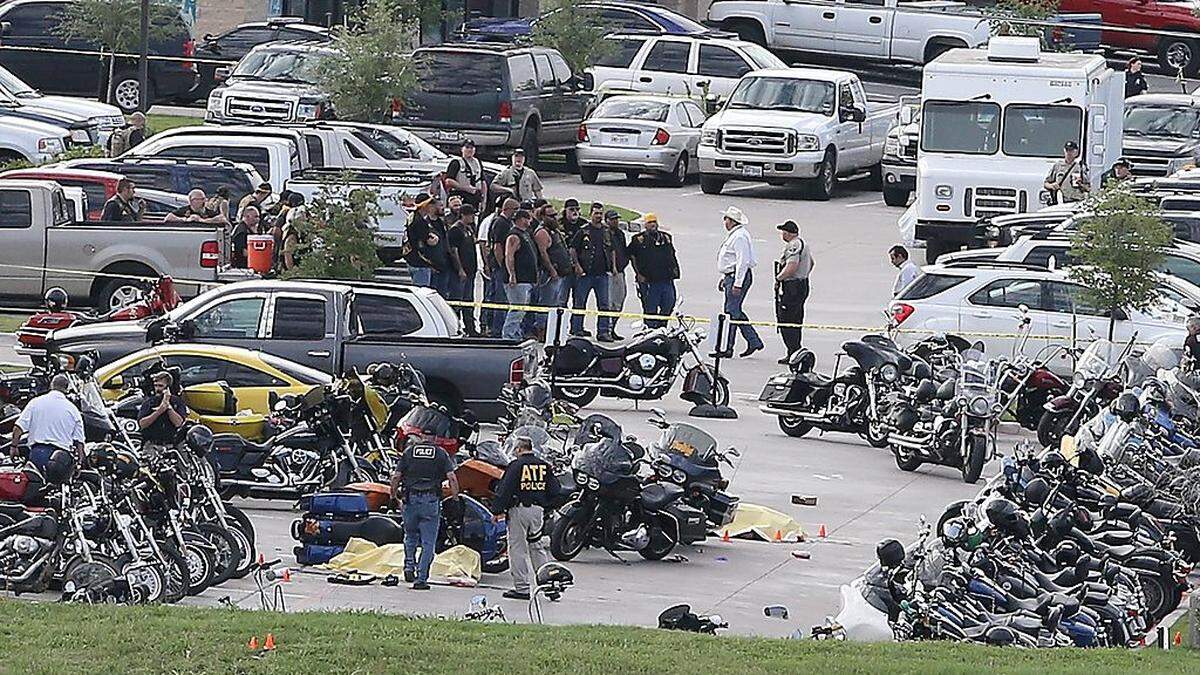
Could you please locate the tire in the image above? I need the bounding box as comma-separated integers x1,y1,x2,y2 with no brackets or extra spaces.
804,151,836,201
224,505,257,579
580,166,599,184
549,505,588,561
727,20,766,46
778,416,812,438
867,162,883,190
638,521,676,561
625,170,640,182
117,557,170,604
699,173,725,194
112,70,153,113
564,149,579,172
865,419,890,449
924,239,949,264
96,277,144,311
155,544,192,603
197,523,242,586
883,186,910,207
961,435,987,484
665,152,688,187
521,123,540,169
554,384,597,408
1160,37,1200,77
1036,409,1072,449
61,554,121,599
1139,574,1175,623
894,446,922,472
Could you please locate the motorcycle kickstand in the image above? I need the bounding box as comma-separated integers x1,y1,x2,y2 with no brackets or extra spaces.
605,549,631,565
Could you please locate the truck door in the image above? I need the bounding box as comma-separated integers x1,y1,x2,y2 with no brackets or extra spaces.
768,0,838,53
184,292,268,353
0,187,46,298
263,291,337,373
835,81,868,170
835,0,894,59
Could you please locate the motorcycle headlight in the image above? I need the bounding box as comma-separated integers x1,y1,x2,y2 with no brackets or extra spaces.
672,469,687,484
968,395,990,417
1072,371,1086,388
796,134,820,152
879,363,899,383
656,463,672,478
701,129,719,147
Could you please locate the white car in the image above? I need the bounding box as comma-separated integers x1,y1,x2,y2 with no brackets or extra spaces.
576,94,707,185
588,33,788,100
889,262,1197,373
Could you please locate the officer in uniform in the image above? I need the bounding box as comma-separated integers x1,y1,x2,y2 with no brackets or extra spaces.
774,220,813,363
1044,140,1089,204
492,436,558,600
391,434,459,590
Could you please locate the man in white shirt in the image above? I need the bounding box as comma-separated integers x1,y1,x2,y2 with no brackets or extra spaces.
890,245,920,297
716,206,764,357
10,374,84,471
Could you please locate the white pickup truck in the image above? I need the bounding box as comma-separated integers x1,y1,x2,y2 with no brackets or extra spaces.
706,0,989,65
698,68,896,199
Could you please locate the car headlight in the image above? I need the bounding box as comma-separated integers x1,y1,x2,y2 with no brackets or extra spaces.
934,184,953,199
207,92,222,113
879,363,899,383
672,468,687,484
296,102,320,119
968,395,990,417
68,128,91,144
1072,371,1085,388
701,129,718,147
37,137,64,155
797,134,819,152
883,137,899,157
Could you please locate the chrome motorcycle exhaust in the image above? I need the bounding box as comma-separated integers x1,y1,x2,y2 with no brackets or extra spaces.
887,433,929,450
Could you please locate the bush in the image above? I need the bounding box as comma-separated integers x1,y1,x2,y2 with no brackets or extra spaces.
281,174,393,281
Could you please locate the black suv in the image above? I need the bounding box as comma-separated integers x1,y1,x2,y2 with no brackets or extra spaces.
0,0,197,112
190,17,329,102
399,44,592,166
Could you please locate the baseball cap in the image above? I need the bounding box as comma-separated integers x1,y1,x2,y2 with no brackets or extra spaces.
255,182,272,193
643,213,658,224
777,220,798,234
1113,157,1130,167
462,138,476,148
605,209,620,220
590,201,604,213
460,203,477,215
564,198,580,209
1064,140,1079,151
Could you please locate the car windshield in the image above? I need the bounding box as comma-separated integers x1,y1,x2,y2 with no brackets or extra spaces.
726,77,834,115
0,66,38,98
383,127,446,161
593,98,669,121
922,101,1000,154
1124,104,1200,138
1003,105,1083,158
232,48,326,84
644,7,710,33
741,43,787,70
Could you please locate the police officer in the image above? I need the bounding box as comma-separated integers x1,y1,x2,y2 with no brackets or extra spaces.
774,220,813,363
492,436,558,600
391,434,459,590
1044,141,1089,204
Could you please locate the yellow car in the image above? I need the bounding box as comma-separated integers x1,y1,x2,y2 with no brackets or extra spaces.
96,344,387,439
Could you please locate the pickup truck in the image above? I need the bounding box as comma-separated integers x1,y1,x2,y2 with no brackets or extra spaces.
0,180,249,310
706,0,989,65
1059,0,1200,75
0,116,72,166
1123,94,1200,178
44,279,539,421
881,95,919,206
205,42,337,124
697,68,896,199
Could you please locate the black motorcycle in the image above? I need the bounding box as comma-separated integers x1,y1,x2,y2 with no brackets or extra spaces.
759,340,904,448
646,410,740,530
549,316,728,409
549,415,707,561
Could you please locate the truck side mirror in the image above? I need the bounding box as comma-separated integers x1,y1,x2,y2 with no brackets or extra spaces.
852,107,866,123
214,66,231,81
0,21,10,37
180,318,197,340
580,72,594,91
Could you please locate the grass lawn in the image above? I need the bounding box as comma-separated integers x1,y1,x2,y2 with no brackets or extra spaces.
0,600,1193,674
147,114,203,135
0,312,29,334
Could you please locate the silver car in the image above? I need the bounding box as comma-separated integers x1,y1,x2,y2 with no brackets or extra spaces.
576,95,706,186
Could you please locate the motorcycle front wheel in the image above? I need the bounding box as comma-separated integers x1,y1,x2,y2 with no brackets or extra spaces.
893,446,922,472
1036,409,1073,449
196,523,242,586
117,557,169,604
224,505,257,579
960,435,987,484
778,416,812,438
61,554,122,601
549,506,589,561
638,520,676,561
865,419,890,448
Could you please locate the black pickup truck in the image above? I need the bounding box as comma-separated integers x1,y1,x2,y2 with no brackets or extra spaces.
45,279,538,421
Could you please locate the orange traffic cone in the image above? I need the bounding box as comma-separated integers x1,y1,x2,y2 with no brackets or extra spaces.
721,530,731,543
247,636,259,650
1174,632,1183,646
263,633,276,651
773,530,783,542
281,569,292,582
818,524,827,539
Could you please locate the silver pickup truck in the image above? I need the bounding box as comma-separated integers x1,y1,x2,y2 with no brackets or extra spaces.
0,180,247,310
697,69,896,200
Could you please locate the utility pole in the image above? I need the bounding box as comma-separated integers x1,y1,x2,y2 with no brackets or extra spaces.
138,0,149,112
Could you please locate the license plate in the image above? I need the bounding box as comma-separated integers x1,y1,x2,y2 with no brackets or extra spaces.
609,133,636,146
435,130,462,142
742,165,764,177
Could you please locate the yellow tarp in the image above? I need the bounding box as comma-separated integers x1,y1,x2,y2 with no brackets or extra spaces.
720,503,805,543
322,538,482,583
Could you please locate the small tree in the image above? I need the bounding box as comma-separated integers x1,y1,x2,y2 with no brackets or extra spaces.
529,0,613,76
312,0,443,122
1069,186,1172,339
282,175,391,281
988,0,1062,50
53,0,179,106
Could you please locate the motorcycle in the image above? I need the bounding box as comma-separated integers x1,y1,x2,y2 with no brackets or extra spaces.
646,410,740,530
1038,338,1133,449
549,315,728,409
549,415,707,561
759,339,903,448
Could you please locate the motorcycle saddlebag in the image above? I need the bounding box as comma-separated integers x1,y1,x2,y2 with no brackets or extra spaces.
0,470,30,502
758,374,803,403
293,513,367,545
294,543,346,566
706,491,740,529
297,491,370,519
681,366,714,405
552,339,595,376
665,502,708,545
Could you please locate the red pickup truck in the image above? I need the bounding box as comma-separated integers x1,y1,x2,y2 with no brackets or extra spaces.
1060,0,1200,75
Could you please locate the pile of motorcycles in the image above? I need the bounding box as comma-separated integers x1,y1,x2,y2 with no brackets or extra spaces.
815,334,1200,648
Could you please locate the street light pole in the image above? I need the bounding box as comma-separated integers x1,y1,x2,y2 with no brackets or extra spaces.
138,0,149,112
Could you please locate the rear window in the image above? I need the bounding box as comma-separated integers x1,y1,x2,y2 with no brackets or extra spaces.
898,273,970,300
417,51,504,93
0,189,32,228
350,293,422,336
592,98,669,121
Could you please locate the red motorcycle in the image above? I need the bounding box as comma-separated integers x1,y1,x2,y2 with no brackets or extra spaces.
16,277,181,365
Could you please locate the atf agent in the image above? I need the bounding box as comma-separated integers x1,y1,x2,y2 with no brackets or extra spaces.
391,434,459,590
492,436,559,600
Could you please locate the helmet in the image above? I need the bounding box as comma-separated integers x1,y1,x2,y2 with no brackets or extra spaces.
1054,540,1081,567
44,449,76,484
984,498,1030,539
1112,392,1140,422
1023,477,1051,507
876,538,905,569
44,287,69,312
1076,448,1106,475
1040,451,1067,474
984,625,1018,646
535,562,574,590
788,349,816,373
185,425,214,454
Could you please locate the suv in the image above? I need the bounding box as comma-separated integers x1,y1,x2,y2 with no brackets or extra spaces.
61,157,265,211
206,41,336,124
462,2,718,41
191,18,330,102
589,32,787,99
398,44,592,165
0,0,197,112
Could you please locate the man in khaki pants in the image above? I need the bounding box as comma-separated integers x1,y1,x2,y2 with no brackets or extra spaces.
491,436,558,600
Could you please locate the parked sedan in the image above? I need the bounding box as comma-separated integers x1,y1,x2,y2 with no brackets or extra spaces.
576,95,707,185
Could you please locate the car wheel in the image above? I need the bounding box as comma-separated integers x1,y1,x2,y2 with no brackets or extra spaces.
112,71,152,113
804,151,836,201
666,152,688,187
564,149,579,172
1160,38,1200,77
521,124,540,169
727,20,766,46
699,174,725,195
883,186,910,207
580,166,599,184
98,277,144,311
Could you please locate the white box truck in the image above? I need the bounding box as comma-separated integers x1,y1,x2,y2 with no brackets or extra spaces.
915,37,1123,262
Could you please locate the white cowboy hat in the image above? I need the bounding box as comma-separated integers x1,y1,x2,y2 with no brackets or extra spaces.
721,206,748,225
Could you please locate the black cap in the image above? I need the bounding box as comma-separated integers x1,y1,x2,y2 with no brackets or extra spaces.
1113,157,1131,167
1064,140,1079,150
519,200,533,210
256,182,272,193
460,203,477,215
462,138,476,148
512,148,525,156
590,201,604,213
605,209,620,220
777,220,798,234
564,198,580,209
533,198,549,209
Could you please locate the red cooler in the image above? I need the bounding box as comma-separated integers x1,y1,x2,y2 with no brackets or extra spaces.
247,235,275,275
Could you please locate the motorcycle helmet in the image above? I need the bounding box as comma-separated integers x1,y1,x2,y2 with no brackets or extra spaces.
44,287,69,312
535,562,574,591
185,424,214,455
44,449,76,484
910,361,932,381
1039,451,1067,474
876,538,905,569
1022,477,1051,507
1112,392,1140,423
788,349,816,374
88,443,118,470
1076,447,1106,476
1053,540,1081,568
984,498,1030,539
358,515,405,546
914,379,938,403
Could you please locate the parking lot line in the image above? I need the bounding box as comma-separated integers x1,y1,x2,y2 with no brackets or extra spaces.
845,199,884,208
681,182,770,197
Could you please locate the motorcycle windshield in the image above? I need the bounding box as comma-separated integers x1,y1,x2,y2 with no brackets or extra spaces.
572,414,623,447
1144,339,1181,374
502,425,552,459
655,423,719,464
76,379,108,416
401,406,455,437
842,341,899,371
957,362,992,399
571,438,635,483
1096,417,1133,461
1077,340,1118,380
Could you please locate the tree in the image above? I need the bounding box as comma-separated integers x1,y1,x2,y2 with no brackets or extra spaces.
312,0,443,122
1069,185,1172,339
53,0,179,106
529,0,613,76
282,175,391,281
988,0,1062,50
